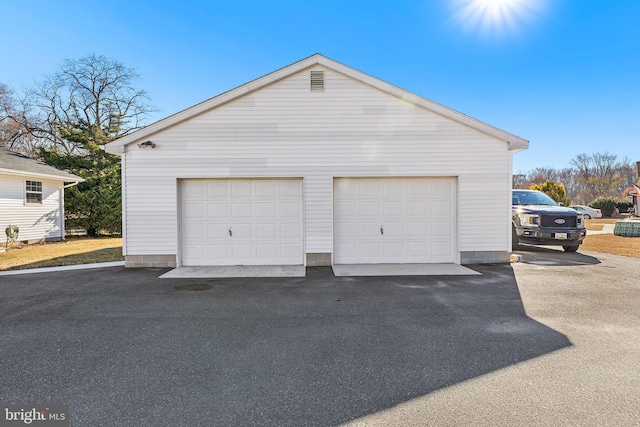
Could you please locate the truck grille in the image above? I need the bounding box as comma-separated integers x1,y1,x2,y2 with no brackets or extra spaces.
540,215,577,228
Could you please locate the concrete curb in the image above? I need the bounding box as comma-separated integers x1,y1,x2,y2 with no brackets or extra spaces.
0,261,125,276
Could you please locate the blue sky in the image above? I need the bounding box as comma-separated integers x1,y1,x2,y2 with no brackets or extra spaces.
1,0,638,173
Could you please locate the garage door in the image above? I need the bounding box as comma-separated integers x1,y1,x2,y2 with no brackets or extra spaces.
333,177,455,264
180,179,303,266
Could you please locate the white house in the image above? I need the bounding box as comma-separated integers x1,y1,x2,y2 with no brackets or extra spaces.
0,147,83,243
106,54,528,271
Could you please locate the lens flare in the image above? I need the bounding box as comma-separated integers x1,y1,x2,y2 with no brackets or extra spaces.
451,0,546,39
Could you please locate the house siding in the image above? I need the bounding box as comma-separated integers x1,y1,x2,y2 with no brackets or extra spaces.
121,66,511,262
0,174,63,242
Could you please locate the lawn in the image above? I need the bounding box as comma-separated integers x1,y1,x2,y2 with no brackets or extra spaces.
581,218,640,259
0,237,123,271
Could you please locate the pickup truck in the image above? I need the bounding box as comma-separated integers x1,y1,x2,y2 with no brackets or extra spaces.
512,189,587,252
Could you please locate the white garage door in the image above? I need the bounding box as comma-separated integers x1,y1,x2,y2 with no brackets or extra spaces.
180,179,303,266
333,177,456,264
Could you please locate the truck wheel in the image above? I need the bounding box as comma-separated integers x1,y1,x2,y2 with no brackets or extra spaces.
563,245,579,252
512,226,519,251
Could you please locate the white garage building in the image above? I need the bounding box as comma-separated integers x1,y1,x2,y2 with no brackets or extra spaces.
105,54,528,272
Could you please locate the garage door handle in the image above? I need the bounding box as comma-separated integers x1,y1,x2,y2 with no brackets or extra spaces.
228,227,232,237
380,225,384,235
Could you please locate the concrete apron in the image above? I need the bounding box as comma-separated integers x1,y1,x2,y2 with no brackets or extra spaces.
159,265,306,278
159,263,480,278
332,263,481,276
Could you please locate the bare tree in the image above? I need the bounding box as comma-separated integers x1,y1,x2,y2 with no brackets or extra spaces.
570,152,631,203
0,83,46,157
557,168,578,202
11,54,155,154
527,167,560,186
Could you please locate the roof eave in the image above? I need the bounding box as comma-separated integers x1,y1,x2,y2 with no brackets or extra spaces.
0,168,84,183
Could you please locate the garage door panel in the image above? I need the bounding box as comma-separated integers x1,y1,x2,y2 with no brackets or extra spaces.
360,180,381,196
334,177,455,264
407,179,429,196
207,203,228,218
257,243,277,258
408,201,428,216
232,223,253,239
281,243,303,258
383,180,403,196
232,203,252,217
432,180,453,196
232,244,253,260
256,202,277,218
383,221,404,236
431,221,453,237
183,202,205,219
407,242,428,257
183,181,205,198
359,201,380,216
360,242,381,258
183,244,206,260
383,201,404,216
281,223,302,238
334,201,357,217
431,241,454,258
208,244,229,260
231,181,252,197
255,181,277,197
256,223,277,238
206,181,228,197
335,222,357,238
181,179,303,266
432,200,453,216
280,202,301,217
359,222,380,238
383,242,404,257
408,221,428,236
207,224,228,238
280,180,302,197
183,224,205,240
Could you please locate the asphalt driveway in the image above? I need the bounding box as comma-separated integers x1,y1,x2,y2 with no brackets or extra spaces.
0,250,638,426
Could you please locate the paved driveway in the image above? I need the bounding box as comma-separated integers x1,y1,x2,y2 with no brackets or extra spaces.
0,250,638,426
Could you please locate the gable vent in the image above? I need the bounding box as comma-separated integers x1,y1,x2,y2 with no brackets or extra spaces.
310,71,325,91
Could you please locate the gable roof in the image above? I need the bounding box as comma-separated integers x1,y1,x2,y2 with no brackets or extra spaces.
0,147,83,182
105,53,529,153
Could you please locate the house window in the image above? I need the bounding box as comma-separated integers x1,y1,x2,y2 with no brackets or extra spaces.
25,180,43,204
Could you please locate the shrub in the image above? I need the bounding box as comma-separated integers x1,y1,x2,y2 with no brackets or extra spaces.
590,197,617,217
530,180,571,206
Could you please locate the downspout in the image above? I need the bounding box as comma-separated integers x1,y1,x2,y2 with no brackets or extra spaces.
60,181,81,241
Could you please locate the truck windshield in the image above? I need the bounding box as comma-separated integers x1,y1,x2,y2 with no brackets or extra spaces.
512,191,558,206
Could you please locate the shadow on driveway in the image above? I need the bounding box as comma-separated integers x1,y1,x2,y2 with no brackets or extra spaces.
0,265,570,426
514,244,601,267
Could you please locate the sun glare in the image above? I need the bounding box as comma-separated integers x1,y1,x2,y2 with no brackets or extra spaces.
451,0,546,39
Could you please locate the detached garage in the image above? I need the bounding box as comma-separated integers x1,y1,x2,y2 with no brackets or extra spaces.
105,54,528,273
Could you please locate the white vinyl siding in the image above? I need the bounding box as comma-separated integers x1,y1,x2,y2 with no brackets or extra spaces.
121,66,511,258
0,174,63,241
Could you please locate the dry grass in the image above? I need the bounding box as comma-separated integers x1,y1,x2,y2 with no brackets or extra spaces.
0,237,123,271
582,218,640,259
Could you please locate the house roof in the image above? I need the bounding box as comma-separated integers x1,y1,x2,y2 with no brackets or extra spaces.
0,147,83,182
105,53,529,153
